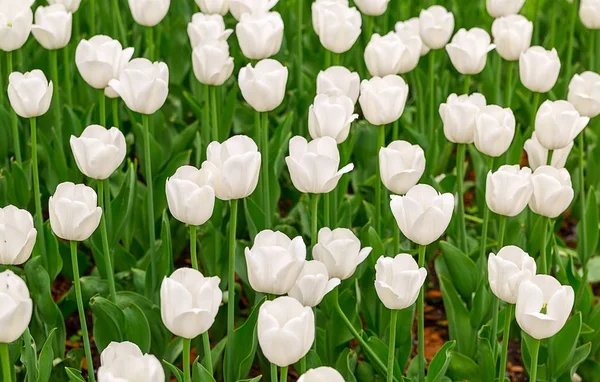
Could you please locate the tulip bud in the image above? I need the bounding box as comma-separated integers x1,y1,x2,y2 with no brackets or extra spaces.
237,11,284,60
519,46,561,93
49,182,102,241
191,40,234,86
391,184,454,246
108,58,169,115
298,367,345,382
195,0,228,15
166,165,215,226
239,59,288,112
359,75,409,126
75,35,134,91
524,133,572,171
488,245,536,304
375,254,427,310
0,1,33,52
529,166,574,218
446,28,495,75
229,0,278,21
316,66,360,105
98,341,165,382
534,100,589,150
0,270,33,343
31,4,72,50
353,0,388,16
516,275,574,340
419,5,454,50
48,0,81,12
69,125,127,180
187,13,232,48
568,71,600,118
486,0,526,18
8,70,53,118
0,206,36,265
486,165,532,217
580,0,600,29
313,227,371,280
128,0,170,26
308,94,358,143
160,268,222,339
439,93,486,144
395,17,430,56
491,15,533,61
288,260,340,307
474,105,516,157
285,136,354,194
365,32,421,77
313,2,361,54
258,296,314,367
379,140,425,195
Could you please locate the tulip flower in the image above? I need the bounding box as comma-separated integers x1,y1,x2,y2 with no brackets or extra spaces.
166,165,215,227
48,0,81,12
312,1,361,54
474,105,516,157
229,0,278,20
298,367,345,382
0,270,33,343
195,0,229,15
288,260,340,307
7,70,53,119
69,125,127,180
354,0,389,16
312,227,371,280
568,71,600,118
359,75,409,126
49,182,102,241
439,93,486,144
491,15,533,61
529,166,574,219
98,341,165,382
395,17,430,56
191,40,234,86
0,1,33,52
534,100,589,150
285,136,354,194
187,13,232,48
419,5,454,50
316,66,360,105
580,0,600,29
375,254,427,310
488,246,536,304
486,165,533,217
236,11,284,60
31,4,72,50
486,0,526,18
519,46,561,93
446,28,495,75
128,0,170,27
524,133,572,170
0,206,37,265
308,94,358,143
238,59,288,112
258,296,315,367
365,32,421,76
379,140,426,195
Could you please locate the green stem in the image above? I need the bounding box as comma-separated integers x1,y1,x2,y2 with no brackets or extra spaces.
464,74,471,94
456,144,467,252
479,157,494,264
496,58,502,103
183,338,191,382
112,98,119,128
529,338,541,382
546,150,554,166
210,86,219,142
190,225,198,270
325,49,331,68
262,112,272,227
7,52,21,164
565,1,578,87
579,133,588,265
417,245,426,382
300,356,307,374
202,331,213,375
428,51,435,142
0,51,4,105
497,215,507,249
270,363,277,382
324,192,330,227
98,180,117,303
142,114,157,292
498,304,514,381
0,342,12,382
99,90,106,126
50,50,62,149
296,0,303,94
532,0,540,44
111,0,128,44
540,217,549,274
375,125,385,233
30,117,47,265
63,46,72,107
530,92,540,132
280,366,288,382
89,0,96,34
549,0,557,47
332,53,341,66
311,194,320,249
591,28,596,71
146,27,154,61
393,224,400,255
70,241,96,382
490,215,507,356
364,15,374,43
226,199,239,382
387,310,398,382
506,62,514,108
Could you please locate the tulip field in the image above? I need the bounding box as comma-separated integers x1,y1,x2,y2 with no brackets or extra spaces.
2,0,600,381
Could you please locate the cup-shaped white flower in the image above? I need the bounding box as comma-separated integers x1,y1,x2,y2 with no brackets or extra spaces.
359,75,409,126
419,5,454,50
488,245,536,304
313,2,361,54
108,58,169,115
491,15,533,61
439,93,486,144
312,227,372,280
288,260,340,307
474,104,516,157
31,4,71,50
49,182,102,241
48,0,81,12
201,135,261,200
0,206,36,265
534,100,589,150
529,166,574,218
365,32,421,77
258,296,315,367
580,0,600,29
191,40,234,86
166,165,215,226
69,125,127,180
519,46,561,93
0,270,33,343
395,17,430,56
375,254,427,310
568,71,600,118
7,70,53,119
0,1,33,52
446,28,495,75
354,0,389,16
195,0,229,15
245,230,306,295
379,140,425,195
308,94,358,143
239,59,288,112
486,0,526,18
486,165,532,217
187,13,232,47
285,136,354,194
128,0,170,27
75,35,134,91
298,367,345,382
524,133,572,171
316,66,360,105
390,184,454,246
98,341,165,382
237,11,284,60
516,275,574,340
229,0,278,20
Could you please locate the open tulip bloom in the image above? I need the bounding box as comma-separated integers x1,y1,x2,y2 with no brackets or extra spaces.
568,71,600,118
312,1,362,54
316,65,361,105
379,140,426,195
0,206,37,265
308,94,358,143
298,367,345,382
98,341,165,382
0,0,33,52
187,13,232,47
446,27,495,75
229,0,279,20
288,260,340,307
395,17,430,56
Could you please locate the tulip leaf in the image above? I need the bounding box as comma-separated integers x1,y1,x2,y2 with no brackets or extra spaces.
110,160,137,247
335,348,358,382
90,296,125,353
237,377,262,382
162,360,184,382
469,282,492,330
566,342,592,379
244,197,266,239
446,351,481,382
64,367,86,382
426,340,455,382
582,188,599,263
123,302,152,354
439,241,478,300
43,222,63,282
37,328,56,382
476,326,494,382
7,160,30,208
548,312,582,376
365,336,402,380
192,360,217,382
368,227,385,259
21,329,38,382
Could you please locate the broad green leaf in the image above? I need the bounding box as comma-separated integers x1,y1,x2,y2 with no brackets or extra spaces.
90,296,125,353
65,368,86,382
36,328,56,382
548,312,582,376
192,360,217,382
426,340,455,382
582,188,599,263
123,302,152,353
21,329,38,382
237,376,262,382
476,326,494,382
446,351,481,382
335,348,358,382
163,360,184,382
439,241,479,300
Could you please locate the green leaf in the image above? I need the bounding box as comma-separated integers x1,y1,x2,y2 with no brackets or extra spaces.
548,312,582,376
237,376,263,382
37,328,56,382
123,302,152,353
583,188,599,263
90,296,125,353
476,326,494,382
446,351,481,382
244,197,266,239
110,161,137,247
21,329,38,382
65,367,86,382
566,343,592,379
365,336,402,380
439,241,479,300
193,360,217,382
8,160,30,208
426,341,455,382
162,360,184,382
335,348,358,382
368,227,385,259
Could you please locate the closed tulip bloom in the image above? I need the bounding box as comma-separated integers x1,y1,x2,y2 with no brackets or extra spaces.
491,15,533,61
359,75,409,125
0,270,33,343
0,206,36,265
288,260,340,307
187,13,232,48
49,182,102,241
516,275,574,340
519,46,561,93
258,296,314,367
108,58,169,115
379,140,426,195
8,70,53,118
488,245,536,304
245,230,306,295
312,227,372,280
70,125,127,180
474,105,516,157
192,40,234,86
237,11,284,60
128,0,169,26
313,2,361,54
48,0,81,12
239,59,288,112
285,136,354,194
568,71,600,118
524,133,573,170
98,341,165,382
395,17,430,56
195,0,228,15
298,367,345,382
31,4,71,50
439,93,486,144
486,165,533,217
486,0,526,17
160,268,222,339
529,166,574,218
419,5,454,50
354,0,388,16
390,184,454,246
201,135,261,200
446,28,495,75
375,254,427,310
365,32,421,76
580,0,600,29
534,100,589,150
75,35,134,91
0,0,33,52
166,165,215,226
229,0,278,21
308,94,358,143
316,66,360,104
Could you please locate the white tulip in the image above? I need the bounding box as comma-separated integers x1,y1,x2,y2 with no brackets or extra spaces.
237,11,284,60
128,0,170,26
365,32,421,77
0,0,33,52
49,182,102,241
316,66,360,105
187,13,232,48
288,260,340,307
0,206,36,265
312,227,372,280
379,140,425,195
491,15,533,61
568,71,600,118
0,270,33,343
7,70,53,118
439,93,486,144
446,28,495,75
195,0,229,15
75,35,134,91
524,133,573,170
519,46,561,93
488,245,536,304
375,254,427,310
486,165,532,217
239,59,288,112
69,125,126,180
229,0,278,21
166,165,215,226
298,367,345,382
48,0,81,12
419,5,454,50
98,341,165,382
31,4,72,50
359,75,409,126
353,0,388,16
534,100,589,150
486,0,526,18
395,17,430,56
313,2,361,54
191,40,234,86
308,94,358,143
529,166,574,218
474,104,516,157
580,0,600,29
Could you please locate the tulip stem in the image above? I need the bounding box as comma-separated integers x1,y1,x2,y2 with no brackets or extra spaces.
50,50,62,149
497,215,507,249
190,225,198,270
262,112,272,227
89,0,96,34
30,117,47,266
270,363,277,382
142,114,157,294
546,150,553,166
0,342,11,382
70,241,96,382
417,245,426,382
498,303,514,381
226,199,239,382
456,144,468,253
428,51,435,141
63,46,72,107
98,180,117,303
530,92,540,132
506,62,514,108
7,52,21,164
324,193,330,227
375,125,385,234
202,331,213,375
539,217,549,274
565,1,578,89
210,86,219,142
479,157,494,267
112,98,119,128
111,0,128,45
280,366,288,382
311,194,320,249
463,74,471,94
532,0,540,44
387,310,398,382
491,215,507,356
296,0,303,96
529,338,541,382
183,338,191,382
146,27,154,61
579,133,588,265
300,355,307,374
99,91,106,127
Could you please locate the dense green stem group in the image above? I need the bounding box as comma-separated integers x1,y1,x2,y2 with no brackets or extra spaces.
98,180,117,303
417,245,427,382
30,117,47,264
0,342,11,382
498,303,515,381
387,310,398,382
142,115,157,292
183,338,191,382
456,144,467,252
375,126,385,233
226,199,239,381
